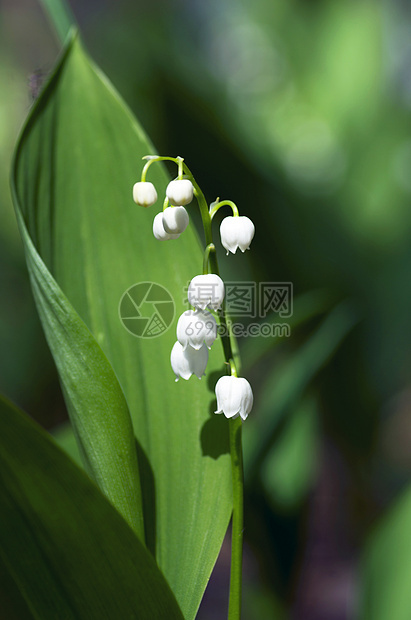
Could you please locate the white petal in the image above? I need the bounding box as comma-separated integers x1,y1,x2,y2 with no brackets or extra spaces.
153,212,180,240
132,181,158,207
220,216,240,254
202,312,218,348
188,331,207,350
176,313,190,350
220,216,255,255
188,344,209,378
215,376,239,417
162,206,189,234
170,342,191,380
237,377,254,420
188,274,225,311
236,217,255,252
214,375,253,420
186,310,217,349
177,310,198,350
166,179,194,206
170,341,208,381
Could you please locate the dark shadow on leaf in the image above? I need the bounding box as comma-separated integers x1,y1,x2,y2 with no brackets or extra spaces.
135,439,156,557
206,369,224,392
200,397,230,459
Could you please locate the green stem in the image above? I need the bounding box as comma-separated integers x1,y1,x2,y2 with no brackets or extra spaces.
209,200,239,220
229,358,238,377
141,155,180,182
38,0,77,44
177,156,184,179
203,244,216,275
228,417,244,620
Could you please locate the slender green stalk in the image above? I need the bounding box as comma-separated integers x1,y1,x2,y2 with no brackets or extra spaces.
228,417,244,620
209,200,239,220
203,243,216,275
38,0,77,44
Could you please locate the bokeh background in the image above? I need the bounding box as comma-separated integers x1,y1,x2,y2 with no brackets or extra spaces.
2,1,411,618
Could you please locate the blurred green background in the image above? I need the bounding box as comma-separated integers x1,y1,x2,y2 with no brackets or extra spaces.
2,0,411,618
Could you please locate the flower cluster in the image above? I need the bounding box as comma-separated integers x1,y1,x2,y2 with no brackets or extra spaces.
133,158,254,421
133,178,255,252
171,273,223,381
133,179,193,241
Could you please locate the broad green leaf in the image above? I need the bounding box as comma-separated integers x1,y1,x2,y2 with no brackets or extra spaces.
13,205,144,538
0,394,184,620
12,33,231,618
358,484,411,620
0,556,33,620
53,420,82,467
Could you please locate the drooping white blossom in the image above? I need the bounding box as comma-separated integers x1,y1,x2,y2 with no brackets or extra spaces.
162,206,189,234
214,375,253,421
170,341,208,381
188,274,225,311
132,181,158,207
166,179,194,206
220,215,255,255
177,309,217,350
153,212,180,241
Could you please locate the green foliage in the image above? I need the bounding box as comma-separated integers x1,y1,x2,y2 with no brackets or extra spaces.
37,0,75,43
261,394,319,512
359,485,411,620
244,301,359,476
0,394,184,620
4,0,411,615
11,32,231,619
13,201,145,538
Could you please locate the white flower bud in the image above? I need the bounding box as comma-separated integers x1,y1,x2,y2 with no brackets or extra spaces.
214,375,253,421
166,179,194,206
133,181,158,207
220,216,255,255
177,310,217,350
162,206,189,234
153,212,180,241
188,274,225,310
170,341,208,381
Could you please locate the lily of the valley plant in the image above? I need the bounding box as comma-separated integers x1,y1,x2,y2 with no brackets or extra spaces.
133,155,255,618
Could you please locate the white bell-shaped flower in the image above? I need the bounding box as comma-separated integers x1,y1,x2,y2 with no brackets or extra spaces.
166,179,194,206
153,212,180,240
132,181,158,207
188,274,225,310
162,206,189,234
220,215,255,255
170,341,208,381
177,310,217,350
214,375,253,421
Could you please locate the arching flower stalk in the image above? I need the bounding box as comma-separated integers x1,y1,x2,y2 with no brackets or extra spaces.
132,155,256,620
